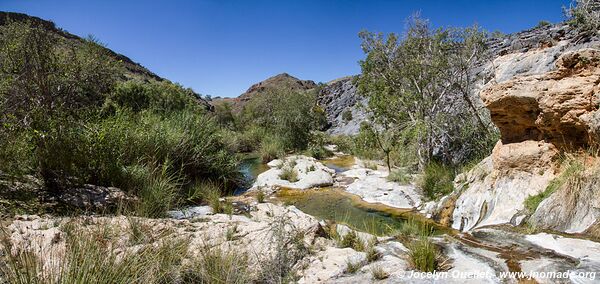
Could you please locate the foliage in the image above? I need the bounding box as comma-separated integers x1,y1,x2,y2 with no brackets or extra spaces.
407,238,439,272
536,20,552,28
342,109,353,122
279,166,299,182
182,245,251,284
393,217,435,237
417,162,455,200
565,0,600,34
257,215,311,283
0,223,188,284
387,168,412,184
259,135,286,163
525,159,584,213
339,230,365,251
357,14,497,169
240,89,325,151
370,264,389,280
345,259,361,273
0,20,242,214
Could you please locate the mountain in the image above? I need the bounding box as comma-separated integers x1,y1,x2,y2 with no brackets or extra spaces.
0,11,211,109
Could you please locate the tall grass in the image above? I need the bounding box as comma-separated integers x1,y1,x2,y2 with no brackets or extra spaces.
417,162,455,200
181,245,251,284
0,224,189,284
525,159,584,213
407,238,439,272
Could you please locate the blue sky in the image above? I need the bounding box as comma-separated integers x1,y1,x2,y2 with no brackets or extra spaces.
2,0,570,97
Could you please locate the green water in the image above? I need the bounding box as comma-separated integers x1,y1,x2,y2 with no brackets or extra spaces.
235,155,270,195
276,188,419,236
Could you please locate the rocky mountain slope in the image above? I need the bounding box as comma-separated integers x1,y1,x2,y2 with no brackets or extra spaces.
0,11,212,109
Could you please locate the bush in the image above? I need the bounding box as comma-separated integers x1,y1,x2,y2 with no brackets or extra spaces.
393,217,435,238
259,136,286,163
566,0,600,33
0,222,188,284
536,20,552,28
407,238,439,272
279,166,299,182
134,162,180,218
525,159,584,213
339,230,364,251
342,109,353,122
387,168,412,184
182,245,251,284
370,264,389,280
418,162,455,200
241,89,324,151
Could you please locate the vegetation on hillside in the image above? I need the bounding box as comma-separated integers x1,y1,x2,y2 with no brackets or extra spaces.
0,19,240,216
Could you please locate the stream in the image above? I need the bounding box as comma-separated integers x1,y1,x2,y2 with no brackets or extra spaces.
236,153,600,282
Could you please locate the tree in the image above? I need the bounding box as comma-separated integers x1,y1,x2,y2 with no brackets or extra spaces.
241,89,325,150
357,15,496,169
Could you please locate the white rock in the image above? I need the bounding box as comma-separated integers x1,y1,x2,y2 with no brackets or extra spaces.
342,168,422,209
252,155,335,191
167,205,213,219
298,247,366,284
451,157,554,231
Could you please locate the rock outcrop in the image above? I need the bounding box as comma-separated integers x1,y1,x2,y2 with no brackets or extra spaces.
448,47,600,232
251,155,335,192
482,49,600,147
317,76,368,135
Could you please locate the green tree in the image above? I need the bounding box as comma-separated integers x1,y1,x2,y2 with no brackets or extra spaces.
358,15,495,169
241,89,325,150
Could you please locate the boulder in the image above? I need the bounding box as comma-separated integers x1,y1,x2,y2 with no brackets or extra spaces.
252,156,335,192
342,167,422,209
58,184,133,209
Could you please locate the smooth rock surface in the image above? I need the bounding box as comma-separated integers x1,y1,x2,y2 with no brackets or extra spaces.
342,167,422,209
252,155,335,192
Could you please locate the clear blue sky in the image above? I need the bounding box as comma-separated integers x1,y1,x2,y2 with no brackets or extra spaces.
2,0,570,97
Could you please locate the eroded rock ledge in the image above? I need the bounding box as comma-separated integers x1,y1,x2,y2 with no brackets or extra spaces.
481,49,600,147
447,48,600,232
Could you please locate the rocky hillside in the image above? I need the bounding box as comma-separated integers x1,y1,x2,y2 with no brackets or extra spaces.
316,76,367,135
0,11,212,109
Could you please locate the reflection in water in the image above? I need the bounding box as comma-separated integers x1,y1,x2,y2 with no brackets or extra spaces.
234,156,270,195
275,188,420,235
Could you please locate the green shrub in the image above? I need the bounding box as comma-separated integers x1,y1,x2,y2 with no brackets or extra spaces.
342,109,353,122
418,162,455,200
525,160,584,213
182,246,250,284
259,136,286,163
345,259,361,273
134,162,180,218
365,238,381,262
407,238,439,272
393,217,435,238
536,20,552,28
0,223,188,284
370,264,389,280
339,230,364,251
279,167,299,182
256,191,266,203
387,168,412,184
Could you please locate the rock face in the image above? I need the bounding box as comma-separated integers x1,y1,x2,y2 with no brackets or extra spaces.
451,142,557,231
449,47,600,232
317,76,368,135
530,160,600,234
481,49,600,147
